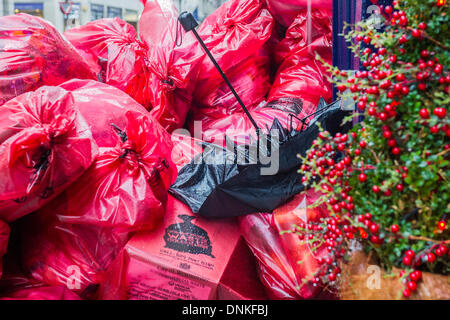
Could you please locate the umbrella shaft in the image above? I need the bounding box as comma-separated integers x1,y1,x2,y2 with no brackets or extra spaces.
191,29,260,133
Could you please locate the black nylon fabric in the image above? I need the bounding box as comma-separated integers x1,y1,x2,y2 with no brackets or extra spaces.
169,99,353,218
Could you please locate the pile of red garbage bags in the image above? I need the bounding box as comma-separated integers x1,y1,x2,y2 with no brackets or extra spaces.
0,0,334,300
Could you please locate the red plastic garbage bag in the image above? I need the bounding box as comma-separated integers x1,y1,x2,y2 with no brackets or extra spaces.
274,8,332,65
138,0,203,132
268,9,333,120
265,0,332,27
20,210,130,298
0,86,98,223
0,275,81,300
171,132,204,170
20,81,177,295
239,190,331,299
192,99,304,145
0,14,96,106
64,18,152,108
58,79,163,148
0,285,81,300
0,220,9,279
99,195,267,300
191,0,273,119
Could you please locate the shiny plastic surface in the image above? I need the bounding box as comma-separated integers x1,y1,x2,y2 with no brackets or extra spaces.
265,0,332,27
192,0,273,119
139,0,203,132
20,81,177,295
0,86,98,223
268,9,333,118
239,190,330,299
64,18,152,108
0,220,9,279
0,14,96,106
0,284,81,300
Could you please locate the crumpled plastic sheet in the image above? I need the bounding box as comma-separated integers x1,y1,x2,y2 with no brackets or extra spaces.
0,14,96,106
265,0,332,27
0,220,9,279
19,80,177,297
0,85,98,223
268,8,333,120
139,0,203,132
239,190,332,299
0,275,81,300
191,0,273,120
64,18,152,109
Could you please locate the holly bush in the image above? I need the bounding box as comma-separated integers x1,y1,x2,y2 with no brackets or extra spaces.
296,0,449,297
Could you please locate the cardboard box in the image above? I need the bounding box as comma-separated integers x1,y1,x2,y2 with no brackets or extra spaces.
100,196,266,300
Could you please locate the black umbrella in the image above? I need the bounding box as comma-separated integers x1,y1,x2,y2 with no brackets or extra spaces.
170,13,354,218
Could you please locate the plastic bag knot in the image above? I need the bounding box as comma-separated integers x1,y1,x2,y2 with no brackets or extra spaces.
161,77,176,91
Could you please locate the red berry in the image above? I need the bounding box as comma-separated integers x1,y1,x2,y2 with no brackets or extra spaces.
433,107,447,119
337,85,347,92
383,131,392,139
407,281,417,291
396,184,404,192
402,86,410,95
385,5,393,14
411,29,421,38
436,247,444,256
392,147,401,155
388,139,397,147
438,245,447,255
391,224,400,233
403,256,412,266
370,235,380,244
328,273,336,281
359,140,367,148
396,73,406,81
427,253,436,263
405,250,415,258
359,173,367,182
403,288,411,298
370,224,379,234
399,16,408,26
410,270,422,282
372,185,380,193
437,221,447,231
418,22,427,30
430,125,440,134
419,108,430,119
365,212,372,220
399,35,408,44
379,112,388,121
420,50,429,58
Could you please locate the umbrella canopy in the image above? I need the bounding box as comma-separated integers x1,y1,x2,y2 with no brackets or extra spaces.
171,12,354,218
170,98,353,218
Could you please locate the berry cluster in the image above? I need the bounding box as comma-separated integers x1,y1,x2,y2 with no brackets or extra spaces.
298,0,449,298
